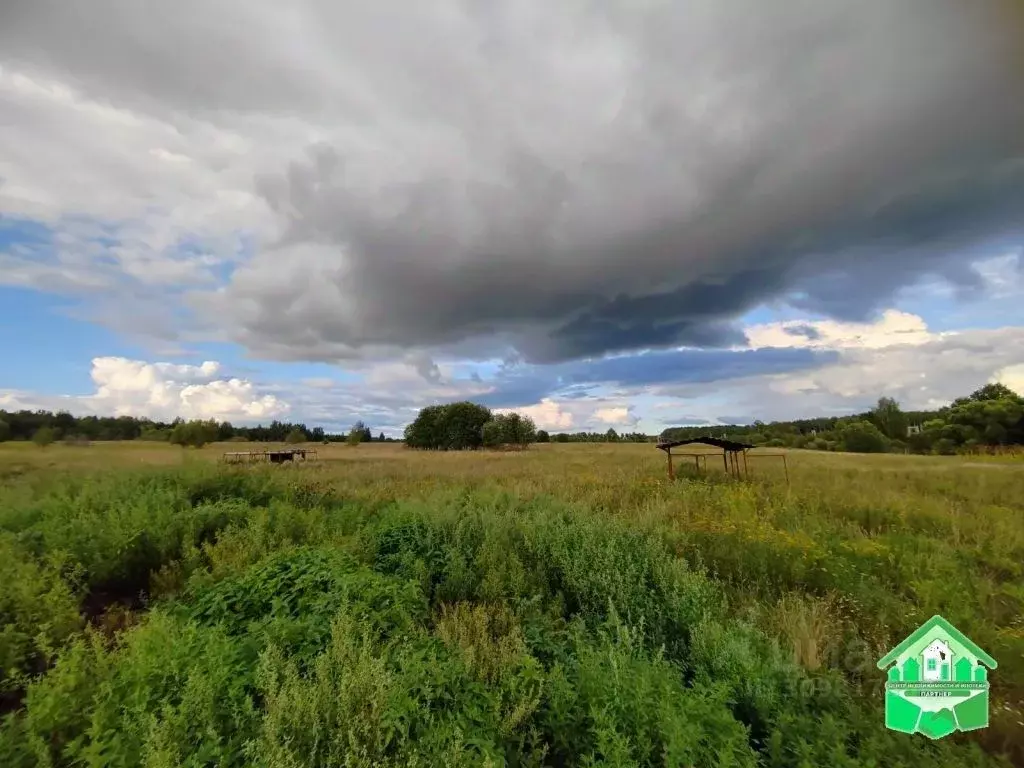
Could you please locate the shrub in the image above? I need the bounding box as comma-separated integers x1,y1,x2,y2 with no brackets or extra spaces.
482,413,537,450
182,548,427,646
253,614,508,766
169,420,219,448
2,470,282,594
538,616,755,766
907,430,934,454
285,427,306,444
0,535,83,692
0,464,1016,768
839,421,888,453
11,613,262,767
481,419,504,449
32,427,56,448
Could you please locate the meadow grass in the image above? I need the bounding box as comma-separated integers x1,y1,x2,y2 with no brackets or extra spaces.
0,441,1021,766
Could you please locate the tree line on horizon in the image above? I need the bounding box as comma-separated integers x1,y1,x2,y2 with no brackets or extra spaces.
660,383,1024,455
0,412,395,449
3,383,1021,455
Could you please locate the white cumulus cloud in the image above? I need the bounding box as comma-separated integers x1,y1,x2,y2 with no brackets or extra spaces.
0,357,288,423
744,310,935,351
594,406,636,426
991,363,1024,395
497,398,574,431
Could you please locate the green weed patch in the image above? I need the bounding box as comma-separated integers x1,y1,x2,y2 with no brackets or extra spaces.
0,459,1019,766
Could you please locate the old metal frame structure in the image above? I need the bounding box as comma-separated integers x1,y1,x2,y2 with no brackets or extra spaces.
656,437,788,484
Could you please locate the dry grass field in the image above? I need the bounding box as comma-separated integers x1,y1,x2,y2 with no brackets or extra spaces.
1,440,1022,766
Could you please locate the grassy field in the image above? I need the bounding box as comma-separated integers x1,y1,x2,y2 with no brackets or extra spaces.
1,441,1022,766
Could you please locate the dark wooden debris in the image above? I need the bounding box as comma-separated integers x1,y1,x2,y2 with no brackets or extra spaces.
222,448,319,464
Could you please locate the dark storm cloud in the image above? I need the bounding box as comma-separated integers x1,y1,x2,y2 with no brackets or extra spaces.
527,265,788,362
0,0,333,116
223,1,1024,364
6,0,1024,365
475,346,833,408
573,347,835,388
779,162,1024,318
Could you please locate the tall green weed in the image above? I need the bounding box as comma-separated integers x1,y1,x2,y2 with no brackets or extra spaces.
0,464,1018,767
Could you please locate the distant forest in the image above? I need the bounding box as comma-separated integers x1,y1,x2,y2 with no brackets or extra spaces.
1,382,1021,455
0,412,391,446
660,383,1024,455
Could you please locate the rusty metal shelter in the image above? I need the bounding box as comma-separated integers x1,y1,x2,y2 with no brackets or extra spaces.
656,437,788,483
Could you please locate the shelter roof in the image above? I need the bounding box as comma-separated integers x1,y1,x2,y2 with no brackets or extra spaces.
656,436,754,452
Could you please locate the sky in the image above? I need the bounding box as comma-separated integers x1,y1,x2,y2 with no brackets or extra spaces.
2,0,1024,437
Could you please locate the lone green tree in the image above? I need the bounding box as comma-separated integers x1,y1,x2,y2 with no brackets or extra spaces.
871,397,908,440
404,403,492,450
348,421,372,444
